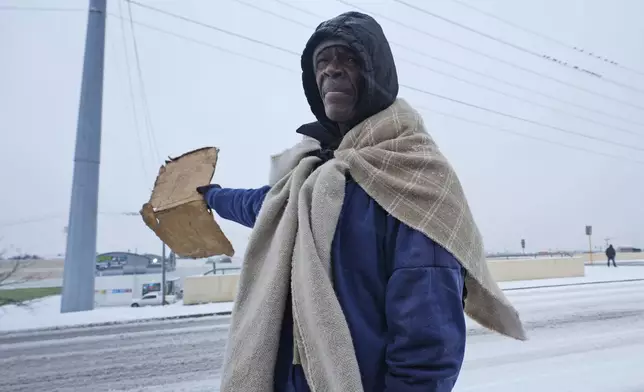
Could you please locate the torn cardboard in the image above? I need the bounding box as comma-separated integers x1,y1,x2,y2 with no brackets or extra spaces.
140,147,234,258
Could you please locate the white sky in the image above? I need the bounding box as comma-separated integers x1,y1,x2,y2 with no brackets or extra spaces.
1,0,643,257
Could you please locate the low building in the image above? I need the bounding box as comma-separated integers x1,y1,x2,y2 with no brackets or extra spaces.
94,274,182,307
95,251,176,276
617,246,642,253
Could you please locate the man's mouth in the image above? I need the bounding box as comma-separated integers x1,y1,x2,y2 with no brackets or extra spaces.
323,79,353,96
324,91,354,106
325,91,351,98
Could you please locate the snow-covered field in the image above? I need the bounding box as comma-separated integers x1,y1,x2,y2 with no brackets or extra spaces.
0,263,643,391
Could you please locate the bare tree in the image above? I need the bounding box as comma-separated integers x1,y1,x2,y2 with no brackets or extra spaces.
0,239,37,307
0,261,22,285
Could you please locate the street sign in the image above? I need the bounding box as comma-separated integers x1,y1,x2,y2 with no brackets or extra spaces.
585,225,592,236
521,239,526,250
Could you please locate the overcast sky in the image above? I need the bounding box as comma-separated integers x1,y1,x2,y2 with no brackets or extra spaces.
1,0,643,258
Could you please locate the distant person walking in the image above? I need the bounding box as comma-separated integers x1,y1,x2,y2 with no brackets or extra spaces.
606,245,617,267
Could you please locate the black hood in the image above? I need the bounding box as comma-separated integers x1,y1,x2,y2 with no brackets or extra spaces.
298,12,399,147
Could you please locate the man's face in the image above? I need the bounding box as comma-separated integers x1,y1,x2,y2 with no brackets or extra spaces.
314,46,363,124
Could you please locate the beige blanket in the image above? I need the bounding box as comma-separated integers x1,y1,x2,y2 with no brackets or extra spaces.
220,99,526,392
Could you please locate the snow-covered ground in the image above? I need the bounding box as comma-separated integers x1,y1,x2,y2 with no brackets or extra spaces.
1,262,642,333
1,268,642,391
499,259,644,289
0,298,233,332
457,276,644,391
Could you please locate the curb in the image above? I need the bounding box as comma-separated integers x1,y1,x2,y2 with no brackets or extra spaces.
0,310,233,336
3,278,643,334
503,278,644,291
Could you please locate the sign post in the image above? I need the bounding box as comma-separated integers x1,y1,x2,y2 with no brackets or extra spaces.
585,225,593,265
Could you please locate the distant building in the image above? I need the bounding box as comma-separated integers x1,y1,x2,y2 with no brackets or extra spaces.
95,251,176,276
617,246,642,253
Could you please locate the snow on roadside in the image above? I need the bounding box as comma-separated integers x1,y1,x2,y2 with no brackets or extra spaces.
2,261,642,333
499,260,644,290
0,295,233,333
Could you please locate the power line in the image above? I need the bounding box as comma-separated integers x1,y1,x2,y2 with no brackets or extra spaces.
231,0,311,29
271,0,644,130
336,0,644,113
8,0,644,132
128,0,300,56
393,0,644,95
117,0,150,180
271,0,322,19
391,41,644,130
0,6,85,12
0,215,66,229
235,0,644,138
15,0,642,137
418,106,644,166
0,212,143,230
447,0,644,78
108,12,295,73
16,0,643,133
401,56,643,138
401,83,644,152
117,4,642,160
126,0,162,164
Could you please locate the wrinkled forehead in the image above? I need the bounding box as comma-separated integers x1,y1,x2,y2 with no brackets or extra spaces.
315,46,356,61
313,39,353,62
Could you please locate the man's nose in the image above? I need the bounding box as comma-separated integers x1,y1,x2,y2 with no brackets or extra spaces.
324,59,345,78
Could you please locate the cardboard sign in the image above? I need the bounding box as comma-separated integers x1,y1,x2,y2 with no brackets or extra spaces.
140,147,234,258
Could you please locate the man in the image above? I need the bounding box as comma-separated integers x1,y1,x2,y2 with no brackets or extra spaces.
199,12,525,392
606,244,617,267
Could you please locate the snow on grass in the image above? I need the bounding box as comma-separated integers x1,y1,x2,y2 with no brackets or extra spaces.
0,295,233,333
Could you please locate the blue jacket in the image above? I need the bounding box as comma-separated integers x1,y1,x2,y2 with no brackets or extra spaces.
206,178,466,392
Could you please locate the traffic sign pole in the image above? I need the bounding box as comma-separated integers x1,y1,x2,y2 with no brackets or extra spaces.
586,225,593,265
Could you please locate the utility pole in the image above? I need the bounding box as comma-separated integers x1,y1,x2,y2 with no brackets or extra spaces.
161,242,167,306
61,0,107,313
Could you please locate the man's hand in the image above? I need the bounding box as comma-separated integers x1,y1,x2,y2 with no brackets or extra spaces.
196,184,221,196
197,185,272,229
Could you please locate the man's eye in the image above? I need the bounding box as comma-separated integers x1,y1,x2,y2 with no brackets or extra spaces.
317,59,329,68
347,57,357,65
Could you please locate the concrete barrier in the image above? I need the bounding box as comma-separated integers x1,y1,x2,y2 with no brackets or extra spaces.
183,274,240,305
488,257,585,282
7,252,641,295
180,257,586,304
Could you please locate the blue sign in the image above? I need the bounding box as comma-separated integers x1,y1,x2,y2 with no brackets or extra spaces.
111,288,133,294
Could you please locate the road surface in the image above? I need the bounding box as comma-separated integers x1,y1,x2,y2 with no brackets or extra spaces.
1,279,642,392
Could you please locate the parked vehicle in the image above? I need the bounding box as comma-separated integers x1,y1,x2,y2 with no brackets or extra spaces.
95,276,182,307
130,291,177,307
